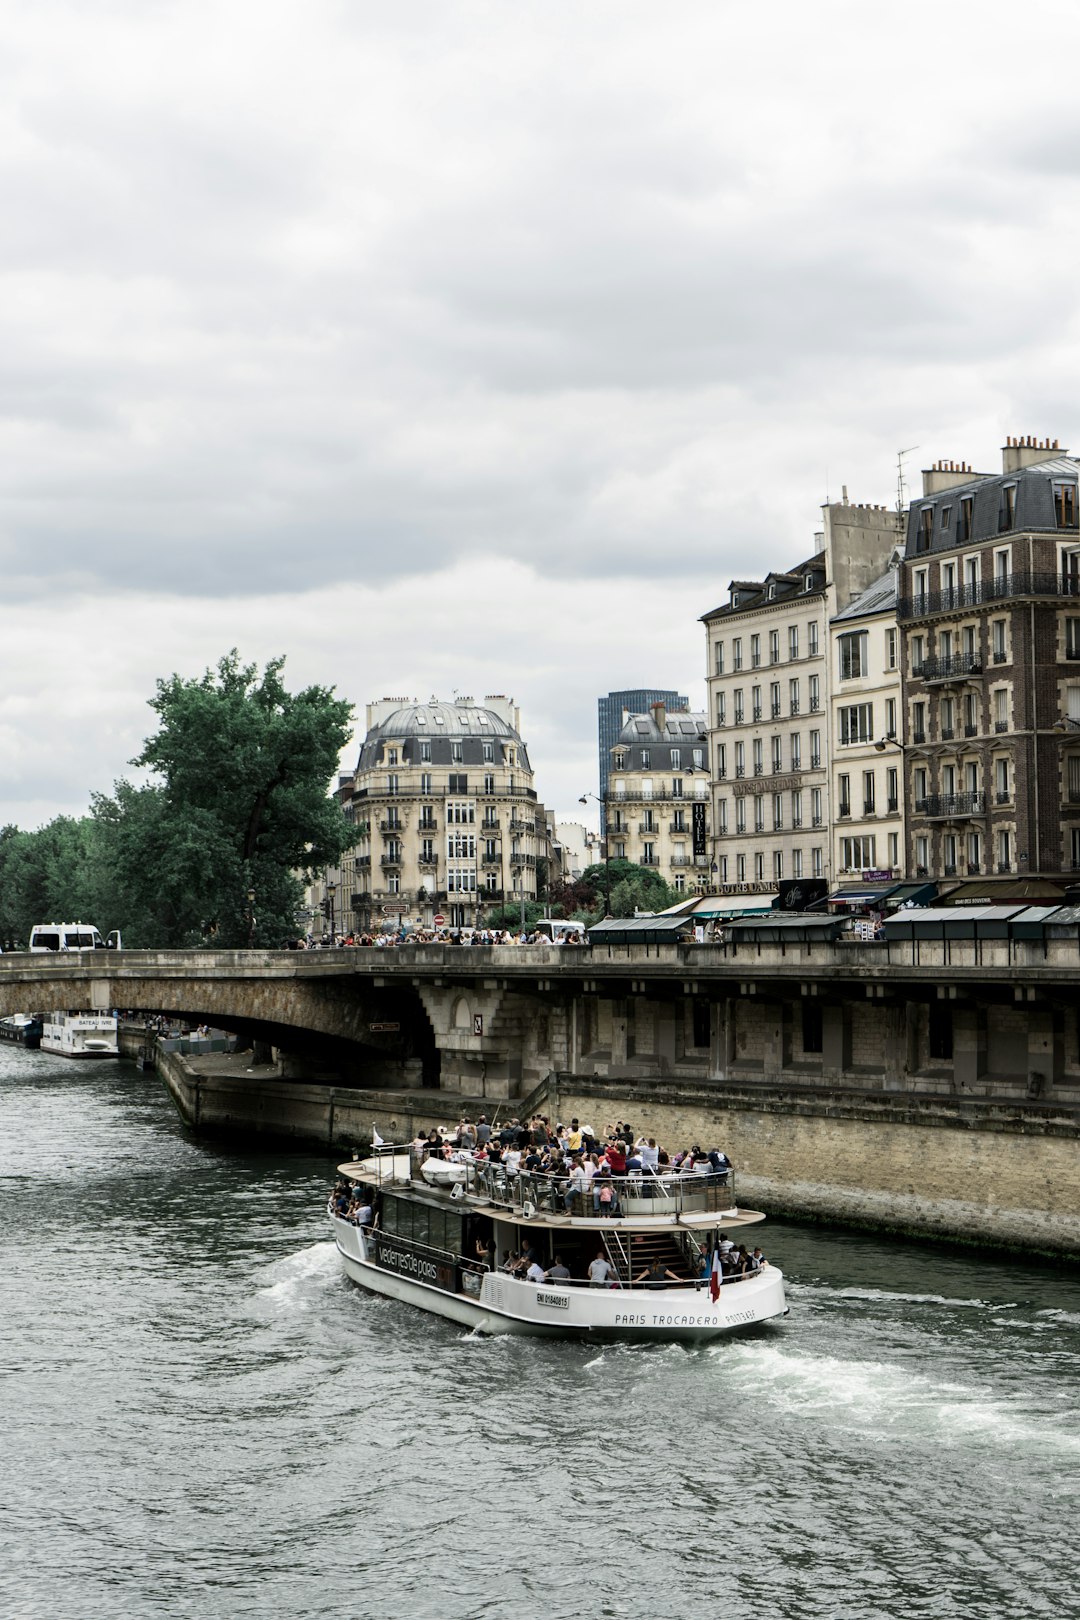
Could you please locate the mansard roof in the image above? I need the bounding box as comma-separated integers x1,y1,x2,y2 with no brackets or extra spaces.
904,457,1080,559
701,552,827,622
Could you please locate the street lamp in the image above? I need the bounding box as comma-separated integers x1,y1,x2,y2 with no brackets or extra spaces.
246,888,256,948
326,881,337,947
579,793,613,914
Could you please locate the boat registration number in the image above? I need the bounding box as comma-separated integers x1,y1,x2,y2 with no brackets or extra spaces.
535,1290,570,1310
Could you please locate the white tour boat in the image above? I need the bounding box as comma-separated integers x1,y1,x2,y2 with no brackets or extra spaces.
40,1011,119,1059
329,1144,787,1343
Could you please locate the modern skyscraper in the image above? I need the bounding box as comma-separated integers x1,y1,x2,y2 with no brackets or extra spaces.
597,688,689,829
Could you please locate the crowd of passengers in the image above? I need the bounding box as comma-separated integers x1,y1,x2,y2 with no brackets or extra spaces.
493,1234,767,1288
415,1114,731,1198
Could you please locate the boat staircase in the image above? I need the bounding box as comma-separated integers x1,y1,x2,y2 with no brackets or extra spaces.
602,1228,694,1287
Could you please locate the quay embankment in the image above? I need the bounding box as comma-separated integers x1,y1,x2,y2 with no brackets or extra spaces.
127,1030,1080,1259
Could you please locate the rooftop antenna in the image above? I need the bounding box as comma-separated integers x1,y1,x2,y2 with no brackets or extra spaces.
896,445,919,532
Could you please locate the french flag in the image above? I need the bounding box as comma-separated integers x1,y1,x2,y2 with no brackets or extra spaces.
709,1248,722,1304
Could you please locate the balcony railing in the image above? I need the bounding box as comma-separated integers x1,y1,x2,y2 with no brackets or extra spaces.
918,653,983,683
899,572,1080,620
914,791,987,819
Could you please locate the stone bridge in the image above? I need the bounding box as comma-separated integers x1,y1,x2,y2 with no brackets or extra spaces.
4,934,1080,1105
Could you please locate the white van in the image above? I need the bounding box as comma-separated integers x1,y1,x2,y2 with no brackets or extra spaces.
534,918,588,944
28,923,122,952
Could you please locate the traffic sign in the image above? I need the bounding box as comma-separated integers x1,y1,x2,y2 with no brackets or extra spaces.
433,913,445,926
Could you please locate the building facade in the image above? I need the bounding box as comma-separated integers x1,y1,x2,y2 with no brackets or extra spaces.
339,696,541,932
702,499,900,894
900,437,1080,884
597,688,689,830
828,560,905,882
605,703,711,891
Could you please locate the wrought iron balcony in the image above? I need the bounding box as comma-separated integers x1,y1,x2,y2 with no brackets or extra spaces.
919,653,983,684
899,571,1080,620
913,791,986,819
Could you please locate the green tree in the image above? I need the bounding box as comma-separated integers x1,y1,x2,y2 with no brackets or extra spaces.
0,817,103,947
98,652,356,947
578,858,682,919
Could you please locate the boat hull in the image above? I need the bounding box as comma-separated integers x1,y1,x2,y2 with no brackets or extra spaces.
39,1011,118,1059
332,1217,786,1343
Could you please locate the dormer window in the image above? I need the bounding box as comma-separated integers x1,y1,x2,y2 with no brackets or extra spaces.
941,506,951,531
804,575,814,592
767,584,776,600
731,591,740,608
1054,481,1078,529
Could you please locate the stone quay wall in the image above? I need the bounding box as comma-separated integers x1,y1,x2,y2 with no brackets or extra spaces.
545,1074,1080,1258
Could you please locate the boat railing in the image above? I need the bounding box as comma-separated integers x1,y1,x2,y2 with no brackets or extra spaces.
459,1160,736,1217
498,1268,762,1291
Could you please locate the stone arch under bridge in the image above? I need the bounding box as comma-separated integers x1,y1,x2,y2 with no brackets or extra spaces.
0,954,441,1088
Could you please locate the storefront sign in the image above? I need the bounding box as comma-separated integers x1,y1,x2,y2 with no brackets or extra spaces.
692,801,707,857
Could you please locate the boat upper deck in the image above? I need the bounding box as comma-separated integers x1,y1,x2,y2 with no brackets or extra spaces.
337,1148,766,1231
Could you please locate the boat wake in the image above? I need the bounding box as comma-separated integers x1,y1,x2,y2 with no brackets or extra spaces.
805,1284,1010,1310
709,1340,1080,1456
253,1241,341,1310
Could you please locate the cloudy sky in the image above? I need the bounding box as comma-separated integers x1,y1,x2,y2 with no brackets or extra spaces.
5,0,1080,832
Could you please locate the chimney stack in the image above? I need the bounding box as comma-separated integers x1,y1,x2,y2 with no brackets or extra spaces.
1002,435,1065,474
652,701,667,734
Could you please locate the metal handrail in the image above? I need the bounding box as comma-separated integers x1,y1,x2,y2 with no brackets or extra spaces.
457,1158,735,1216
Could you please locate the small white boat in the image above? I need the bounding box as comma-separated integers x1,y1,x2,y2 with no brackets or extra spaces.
329,1146,787,1344
40,1011,119,1059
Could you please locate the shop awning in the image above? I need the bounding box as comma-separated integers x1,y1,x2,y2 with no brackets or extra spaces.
827,882,900,908
692,894,778,919
884,882,937,909
945,878,1067,904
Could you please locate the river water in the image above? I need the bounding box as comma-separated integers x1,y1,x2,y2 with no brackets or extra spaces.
1,1044,1077,1620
